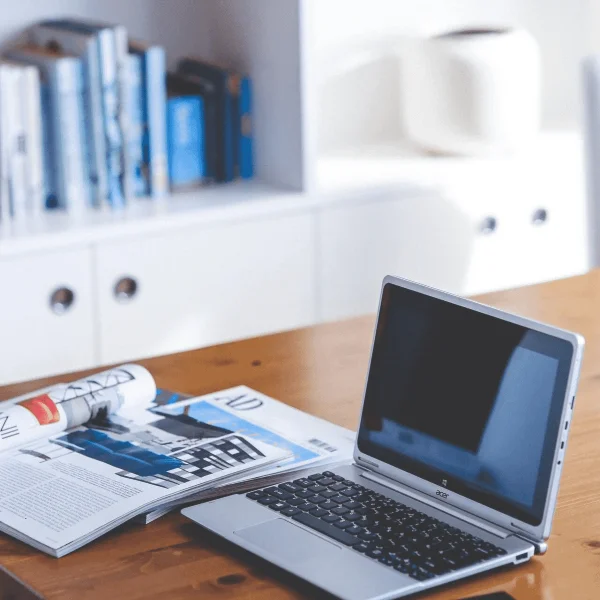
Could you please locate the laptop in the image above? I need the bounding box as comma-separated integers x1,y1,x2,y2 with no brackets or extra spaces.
182,275,584,600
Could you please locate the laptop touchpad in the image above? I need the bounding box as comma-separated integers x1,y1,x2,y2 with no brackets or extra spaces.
234,519,341,563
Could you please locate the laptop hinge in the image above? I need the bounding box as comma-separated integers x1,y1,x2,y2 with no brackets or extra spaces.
361,470,510,539
511,525,548,555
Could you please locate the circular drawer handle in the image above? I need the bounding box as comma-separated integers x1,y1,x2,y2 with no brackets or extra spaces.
479,216,497,235
114,276,138,303
49,287,75,315
532,208,548,226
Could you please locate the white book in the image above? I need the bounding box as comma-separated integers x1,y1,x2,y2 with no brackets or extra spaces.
0,64,27,221
9,67,29,221
0,66,11,223
15,64,44,217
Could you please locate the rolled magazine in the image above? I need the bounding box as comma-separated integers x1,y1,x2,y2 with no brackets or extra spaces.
0,364,155,452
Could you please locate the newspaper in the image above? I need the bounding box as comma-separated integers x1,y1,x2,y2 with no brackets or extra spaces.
138,385,356,523
0,367,288,557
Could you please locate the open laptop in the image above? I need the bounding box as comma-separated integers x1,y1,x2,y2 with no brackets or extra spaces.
182,275,584,600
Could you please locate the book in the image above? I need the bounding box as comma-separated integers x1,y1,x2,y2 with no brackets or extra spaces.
126,53,145,196
177,57,238,183
30,22,109,208
129,40,168,197
167,95,204,188
45,19,126,208
0,365,288,557
0,63,27,220
167,72,216,183
19,63,45,217
239,76,254,179
6,46,91,213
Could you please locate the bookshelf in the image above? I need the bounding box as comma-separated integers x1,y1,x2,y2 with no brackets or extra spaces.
0,0,593,385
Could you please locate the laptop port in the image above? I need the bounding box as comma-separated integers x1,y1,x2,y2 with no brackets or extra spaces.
516,552,528,560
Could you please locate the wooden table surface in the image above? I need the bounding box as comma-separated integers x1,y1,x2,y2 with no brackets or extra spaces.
1,271,600,600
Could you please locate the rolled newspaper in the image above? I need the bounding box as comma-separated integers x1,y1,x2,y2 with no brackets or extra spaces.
0,364,156,451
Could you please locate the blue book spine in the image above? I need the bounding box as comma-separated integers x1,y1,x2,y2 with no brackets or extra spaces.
126,54,145,196
29,24,108,207
167,96,204,188
142,47,168,197
239,76,254,179
52,59,91,211
96,30,126,208
39,83,58,209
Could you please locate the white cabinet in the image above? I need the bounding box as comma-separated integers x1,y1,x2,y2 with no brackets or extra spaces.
94,213,316,365
0,247,95,385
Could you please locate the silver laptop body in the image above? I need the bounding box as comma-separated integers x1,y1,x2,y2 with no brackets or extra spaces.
183,275,584,600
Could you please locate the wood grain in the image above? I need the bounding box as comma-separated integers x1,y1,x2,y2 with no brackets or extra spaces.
1,271,600,600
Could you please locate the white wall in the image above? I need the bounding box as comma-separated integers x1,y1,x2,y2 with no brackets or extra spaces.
308,0,589,153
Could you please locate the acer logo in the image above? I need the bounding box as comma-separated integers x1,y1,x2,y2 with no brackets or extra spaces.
436,490,449,499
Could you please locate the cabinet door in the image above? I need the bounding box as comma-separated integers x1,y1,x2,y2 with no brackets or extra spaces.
95,214,316,365
0,247,95,385
317,192,476,321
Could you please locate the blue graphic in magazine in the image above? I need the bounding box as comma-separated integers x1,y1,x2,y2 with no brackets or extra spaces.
163,401,318,466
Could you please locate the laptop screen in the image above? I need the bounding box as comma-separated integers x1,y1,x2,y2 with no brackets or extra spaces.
357,282,574,526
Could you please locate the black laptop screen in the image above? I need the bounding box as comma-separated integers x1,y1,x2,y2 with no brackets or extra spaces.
357,283,574,526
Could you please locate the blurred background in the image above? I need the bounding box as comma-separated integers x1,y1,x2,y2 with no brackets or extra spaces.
0,0,597,386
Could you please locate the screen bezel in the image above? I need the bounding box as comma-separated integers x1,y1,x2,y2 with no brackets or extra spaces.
354,276,583,541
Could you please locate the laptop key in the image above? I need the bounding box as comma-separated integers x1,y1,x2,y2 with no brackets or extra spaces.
279,482,302,494
308,473,325,481
341,488,359,497
322,514,341,524
346,525,364,536
296,503,314,512
366,548,384,559
332,475,345,482
269,501,289,511
296,489,315,499
331,506,349,516
319,478,335,486
310,494,326,504
268,489,293,501
331,495,350,505
344,512,362,522
344,501,361,510
280,507,301,517
329,483,347,492
246,491,264,500
353,542,372,553
333,519,352,529
292,512,359,546
322,471,335,477
308,484,326,494
294,478,313,488
258,496,277,506
310,508,328,518
288,497,306,506
319,501,337,511
321,490,337,499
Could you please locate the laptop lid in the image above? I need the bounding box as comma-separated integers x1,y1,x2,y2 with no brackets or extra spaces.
354,276,583,544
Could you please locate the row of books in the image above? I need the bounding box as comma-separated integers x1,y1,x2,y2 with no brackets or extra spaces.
0,18,253,223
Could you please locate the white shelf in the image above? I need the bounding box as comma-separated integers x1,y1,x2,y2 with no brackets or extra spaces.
0,181,310,258
316,130,584,208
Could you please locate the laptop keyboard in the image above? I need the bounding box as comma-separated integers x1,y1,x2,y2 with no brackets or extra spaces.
246,471,507,582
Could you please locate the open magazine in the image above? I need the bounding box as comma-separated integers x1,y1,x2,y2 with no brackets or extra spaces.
0,365,288,557
138,386,356,523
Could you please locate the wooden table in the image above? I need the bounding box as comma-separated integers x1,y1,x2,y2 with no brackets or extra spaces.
1,271,600,600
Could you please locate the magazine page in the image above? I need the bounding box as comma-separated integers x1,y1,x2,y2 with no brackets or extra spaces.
0,364,155,453
0,390,288,556
151,385,356,479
